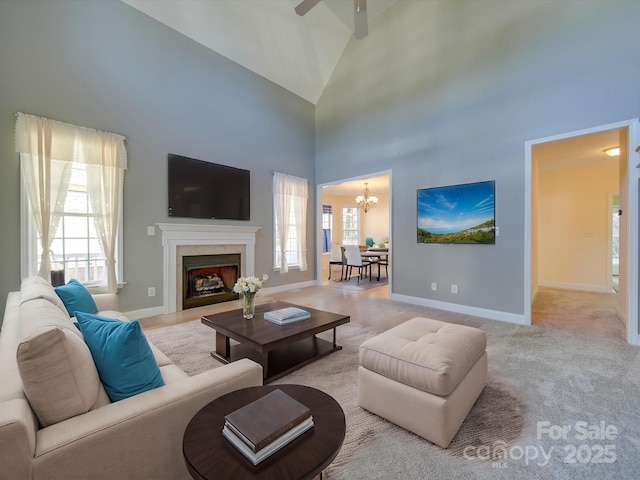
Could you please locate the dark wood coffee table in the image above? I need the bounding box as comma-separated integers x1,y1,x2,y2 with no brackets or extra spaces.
201,301,350,383
183,384,346,480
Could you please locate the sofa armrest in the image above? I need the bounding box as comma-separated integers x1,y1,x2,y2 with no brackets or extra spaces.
32,359,263,480
91,293,118,312
0,399,37,480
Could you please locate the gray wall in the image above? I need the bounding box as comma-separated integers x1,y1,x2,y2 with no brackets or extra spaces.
0,0,315,322
316,0,640,316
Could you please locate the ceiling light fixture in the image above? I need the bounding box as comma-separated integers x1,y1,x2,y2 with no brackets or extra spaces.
604,147,620,157
356,183,378,213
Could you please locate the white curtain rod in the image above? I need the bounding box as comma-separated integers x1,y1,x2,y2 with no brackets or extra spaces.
15,112,126,141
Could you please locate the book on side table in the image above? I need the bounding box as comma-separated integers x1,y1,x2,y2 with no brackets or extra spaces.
222,389,314,465
264,307,310,325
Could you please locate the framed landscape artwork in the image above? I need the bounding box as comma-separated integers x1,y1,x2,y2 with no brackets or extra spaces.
417,180,496,244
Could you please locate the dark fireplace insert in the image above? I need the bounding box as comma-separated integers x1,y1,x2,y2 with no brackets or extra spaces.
183,254,240,309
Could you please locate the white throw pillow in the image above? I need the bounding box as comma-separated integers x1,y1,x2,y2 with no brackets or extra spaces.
17,298,105,427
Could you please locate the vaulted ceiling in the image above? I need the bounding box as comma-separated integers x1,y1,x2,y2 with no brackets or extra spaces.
121,0,398,104
121,1,624,175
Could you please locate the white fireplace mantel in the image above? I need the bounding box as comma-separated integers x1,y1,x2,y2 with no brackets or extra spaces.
157,223,262,313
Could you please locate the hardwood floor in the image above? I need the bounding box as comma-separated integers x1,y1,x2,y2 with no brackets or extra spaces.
140,284,626,342
138,283,480,333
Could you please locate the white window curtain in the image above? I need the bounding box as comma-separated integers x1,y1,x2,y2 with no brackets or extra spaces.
79,132,126,293
273,172,308,273
15,113,127,292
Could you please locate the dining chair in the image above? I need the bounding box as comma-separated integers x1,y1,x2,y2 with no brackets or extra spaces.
344,245,372,284
328,244,346,281
378,254,389,279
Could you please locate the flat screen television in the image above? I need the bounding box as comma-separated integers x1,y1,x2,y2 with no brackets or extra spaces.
168,154,250,220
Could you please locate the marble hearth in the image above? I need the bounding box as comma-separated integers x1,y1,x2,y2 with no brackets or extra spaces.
157,224,261,313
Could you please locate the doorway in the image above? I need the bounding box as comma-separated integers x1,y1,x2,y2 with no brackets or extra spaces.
610,193,620,293
525,119,640,345
317,171,392,287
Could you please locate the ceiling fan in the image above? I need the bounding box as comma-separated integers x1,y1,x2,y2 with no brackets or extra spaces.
295,0,368,39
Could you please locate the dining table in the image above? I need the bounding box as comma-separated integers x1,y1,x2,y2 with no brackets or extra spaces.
360,248,389,281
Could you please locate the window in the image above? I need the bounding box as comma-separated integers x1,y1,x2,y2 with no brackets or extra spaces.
16,113,126,292
342,207,359,245
274,206,300,267
322,205,333,254
42,164,109,284
273,172,308,272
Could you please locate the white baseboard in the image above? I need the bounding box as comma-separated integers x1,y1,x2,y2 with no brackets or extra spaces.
538,281,610,293
131,281,528,327
129,280,318,319
262,280,317,296
390,293,528,325
125,305,166,320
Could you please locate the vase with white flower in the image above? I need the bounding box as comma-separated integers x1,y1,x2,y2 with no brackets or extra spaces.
232,274,268,319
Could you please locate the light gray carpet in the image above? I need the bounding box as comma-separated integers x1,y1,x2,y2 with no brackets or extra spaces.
145,318,640,479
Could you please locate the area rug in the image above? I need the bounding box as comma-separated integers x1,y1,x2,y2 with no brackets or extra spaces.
145,318,640,479
327,278,388,291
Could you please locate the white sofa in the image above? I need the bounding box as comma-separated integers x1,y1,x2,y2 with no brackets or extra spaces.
0,276,263,480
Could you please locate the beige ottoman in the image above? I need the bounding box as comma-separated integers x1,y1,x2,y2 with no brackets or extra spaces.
358,317,487,448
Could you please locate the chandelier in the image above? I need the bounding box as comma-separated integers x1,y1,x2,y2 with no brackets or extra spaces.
355,183,378,213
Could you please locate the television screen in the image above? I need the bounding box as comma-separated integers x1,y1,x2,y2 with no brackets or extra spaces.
168,154,250,220
417,180,495,244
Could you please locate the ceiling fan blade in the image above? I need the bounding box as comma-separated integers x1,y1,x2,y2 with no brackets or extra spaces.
295,0,321,16
354,0,368,39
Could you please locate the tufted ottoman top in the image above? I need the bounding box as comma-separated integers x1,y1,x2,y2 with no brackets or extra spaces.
359,317,487,396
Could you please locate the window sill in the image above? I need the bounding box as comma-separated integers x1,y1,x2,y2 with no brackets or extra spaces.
85,281,126,294
272,266,301,271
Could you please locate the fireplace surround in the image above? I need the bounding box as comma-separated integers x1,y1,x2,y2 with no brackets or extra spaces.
158,224,261,313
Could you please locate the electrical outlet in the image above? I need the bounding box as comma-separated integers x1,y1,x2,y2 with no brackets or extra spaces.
147,226,155,236
451,284,458,294
148,287,156,297
431,282,437,291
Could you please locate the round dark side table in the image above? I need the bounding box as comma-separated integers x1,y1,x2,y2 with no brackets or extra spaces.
183,384,346,480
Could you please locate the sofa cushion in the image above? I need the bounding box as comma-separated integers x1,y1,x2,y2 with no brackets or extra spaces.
17,326,103,427
359,317,487,396
159,364,189,384
21,298,82,339
21,275,51,288
20,276,68,317
55,279,98,317
76,312,165,402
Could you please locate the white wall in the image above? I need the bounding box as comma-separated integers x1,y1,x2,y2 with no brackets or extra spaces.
537,160,618,291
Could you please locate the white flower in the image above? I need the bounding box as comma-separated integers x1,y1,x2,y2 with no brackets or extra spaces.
233,274,268,295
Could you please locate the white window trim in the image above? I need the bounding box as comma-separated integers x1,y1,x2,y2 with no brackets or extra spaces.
19,160,125,290
322,204,333,255
342,205,360,246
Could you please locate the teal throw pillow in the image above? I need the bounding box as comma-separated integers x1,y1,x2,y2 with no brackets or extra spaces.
55,279,98,317
75,312,165,402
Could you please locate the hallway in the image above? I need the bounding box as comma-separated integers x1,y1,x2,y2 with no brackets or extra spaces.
532,287,626,342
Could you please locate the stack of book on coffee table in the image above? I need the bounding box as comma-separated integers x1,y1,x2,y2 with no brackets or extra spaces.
222,389,314,465
264,306,310,325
